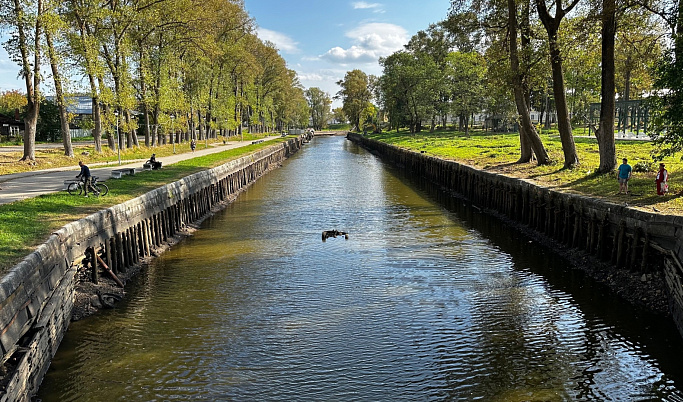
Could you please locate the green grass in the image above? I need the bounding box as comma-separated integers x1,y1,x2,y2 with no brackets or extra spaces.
0,139,287,274
367,129,683,214
327,123,352,131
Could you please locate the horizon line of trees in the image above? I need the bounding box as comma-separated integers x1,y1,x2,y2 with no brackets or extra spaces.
335,0,681,172
0,0,310,160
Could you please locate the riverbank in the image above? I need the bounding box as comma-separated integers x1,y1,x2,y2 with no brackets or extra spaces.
0,137,306,401
0,137,287,274
366,130,683,215
349,133,683,339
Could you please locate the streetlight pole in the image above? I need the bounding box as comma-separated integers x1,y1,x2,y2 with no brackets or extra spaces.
115,110,121,165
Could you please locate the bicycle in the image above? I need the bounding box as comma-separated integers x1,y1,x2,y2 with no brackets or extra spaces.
67,176,109,196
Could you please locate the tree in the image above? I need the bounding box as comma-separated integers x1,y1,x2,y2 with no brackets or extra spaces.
0,90,27,114
336,69,372,132
596,0,617,172
648,0,683,159
2,0,44,161
444,51,487,135
507,0,550,165
36,98,60,141
536,0,580,167
332,107,347,124
379,51,440,133
44,0,73,156
305,87,331,130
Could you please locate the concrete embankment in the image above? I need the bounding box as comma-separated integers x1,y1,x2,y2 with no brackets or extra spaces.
0,137,304,401
348,133,683,339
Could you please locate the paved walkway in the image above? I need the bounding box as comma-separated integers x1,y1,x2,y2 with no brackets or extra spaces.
0,137,278,205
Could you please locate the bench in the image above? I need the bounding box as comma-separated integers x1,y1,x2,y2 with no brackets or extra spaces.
251,139,264,144
111,167,136,179
143,162,152,170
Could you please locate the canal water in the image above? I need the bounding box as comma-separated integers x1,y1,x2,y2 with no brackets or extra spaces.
38,136,683,401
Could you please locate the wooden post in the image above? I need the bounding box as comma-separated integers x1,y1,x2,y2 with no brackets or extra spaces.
90,247,98,284
615,222,626,268
629,228,640,271
116,232,125,273
105,238,113,276
572,211,581,248
641,234,650,272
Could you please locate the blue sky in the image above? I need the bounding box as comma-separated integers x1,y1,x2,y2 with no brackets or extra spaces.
246,0,452,103
0,0,452,106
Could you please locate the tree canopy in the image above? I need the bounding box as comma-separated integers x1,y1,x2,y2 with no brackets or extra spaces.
0,0,308,159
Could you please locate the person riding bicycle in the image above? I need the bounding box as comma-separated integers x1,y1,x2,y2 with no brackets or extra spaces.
76,161,95,197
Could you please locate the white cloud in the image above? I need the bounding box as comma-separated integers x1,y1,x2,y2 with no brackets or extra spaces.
320,23,408,64
256,28,300,54
352,2,385,12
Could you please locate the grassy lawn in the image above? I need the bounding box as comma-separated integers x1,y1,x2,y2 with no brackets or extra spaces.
367,129,683,214
0,138,288,274
0,133,272,176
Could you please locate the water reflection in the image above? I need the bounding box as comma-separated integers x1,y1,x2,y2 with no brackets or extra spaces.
38,136,683,401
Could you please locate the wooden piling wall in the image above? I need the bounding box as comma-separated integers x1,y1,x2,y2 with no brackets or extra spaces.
0,137,304,401
348,133,683,340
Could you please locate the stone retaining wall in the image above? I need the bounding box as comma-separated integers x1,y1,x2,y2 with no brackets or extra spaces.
0,137,303,401
348,133,683,340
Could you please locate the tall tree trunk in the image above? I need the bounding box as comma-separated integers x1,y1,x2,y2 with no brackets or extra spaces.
76,19,102,152
139,46,150,146
98,76,116,149
91,96,102,152
198,110,204,141
518,0,534,162
45,29,73,157
508,0,550,165
624,55,631,101
126,110,139,146
550,41,579,167
15,0,42,161
536,0,580,168
597,0,617,173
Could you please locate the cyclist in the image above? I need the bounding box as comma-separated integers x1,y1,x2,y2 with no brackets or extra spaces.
76,161,96,197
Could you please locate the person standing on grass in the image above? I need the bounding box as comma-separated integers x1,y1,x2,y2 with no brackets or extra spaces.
191,139,196,152
656,163,669,195
618,158,632,194
75,161,94,197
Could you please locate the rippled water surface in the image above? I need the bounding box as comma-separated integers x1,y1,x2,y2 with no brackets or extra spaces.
39,136,683,401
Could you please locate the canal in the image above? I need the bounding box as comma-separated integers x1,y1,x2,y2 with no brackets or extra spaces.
38,136,683,401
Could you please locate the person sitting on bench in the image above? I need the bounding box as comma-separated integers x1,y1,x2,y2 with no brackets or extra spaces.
148,154,162,170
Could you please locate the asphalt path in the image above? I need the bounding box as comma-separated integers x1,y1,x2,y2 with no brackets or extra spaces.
0,137,278,205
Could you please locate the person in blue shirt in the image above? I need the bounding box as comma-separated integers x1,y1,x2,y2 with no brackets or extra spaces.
76,161,94,197
617,158,632,194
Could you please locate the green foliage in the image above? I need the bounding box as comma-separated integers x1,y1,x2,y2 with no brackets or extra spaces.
633,161,652,172
36,99,61,142
0,90,27,115
336,70,372,132
650,48,683,161
305,87,332,130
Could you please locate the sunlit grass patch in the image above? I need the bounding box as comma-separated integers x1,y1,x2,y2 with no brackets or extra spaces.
0,139,287,274
368,129,682,214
